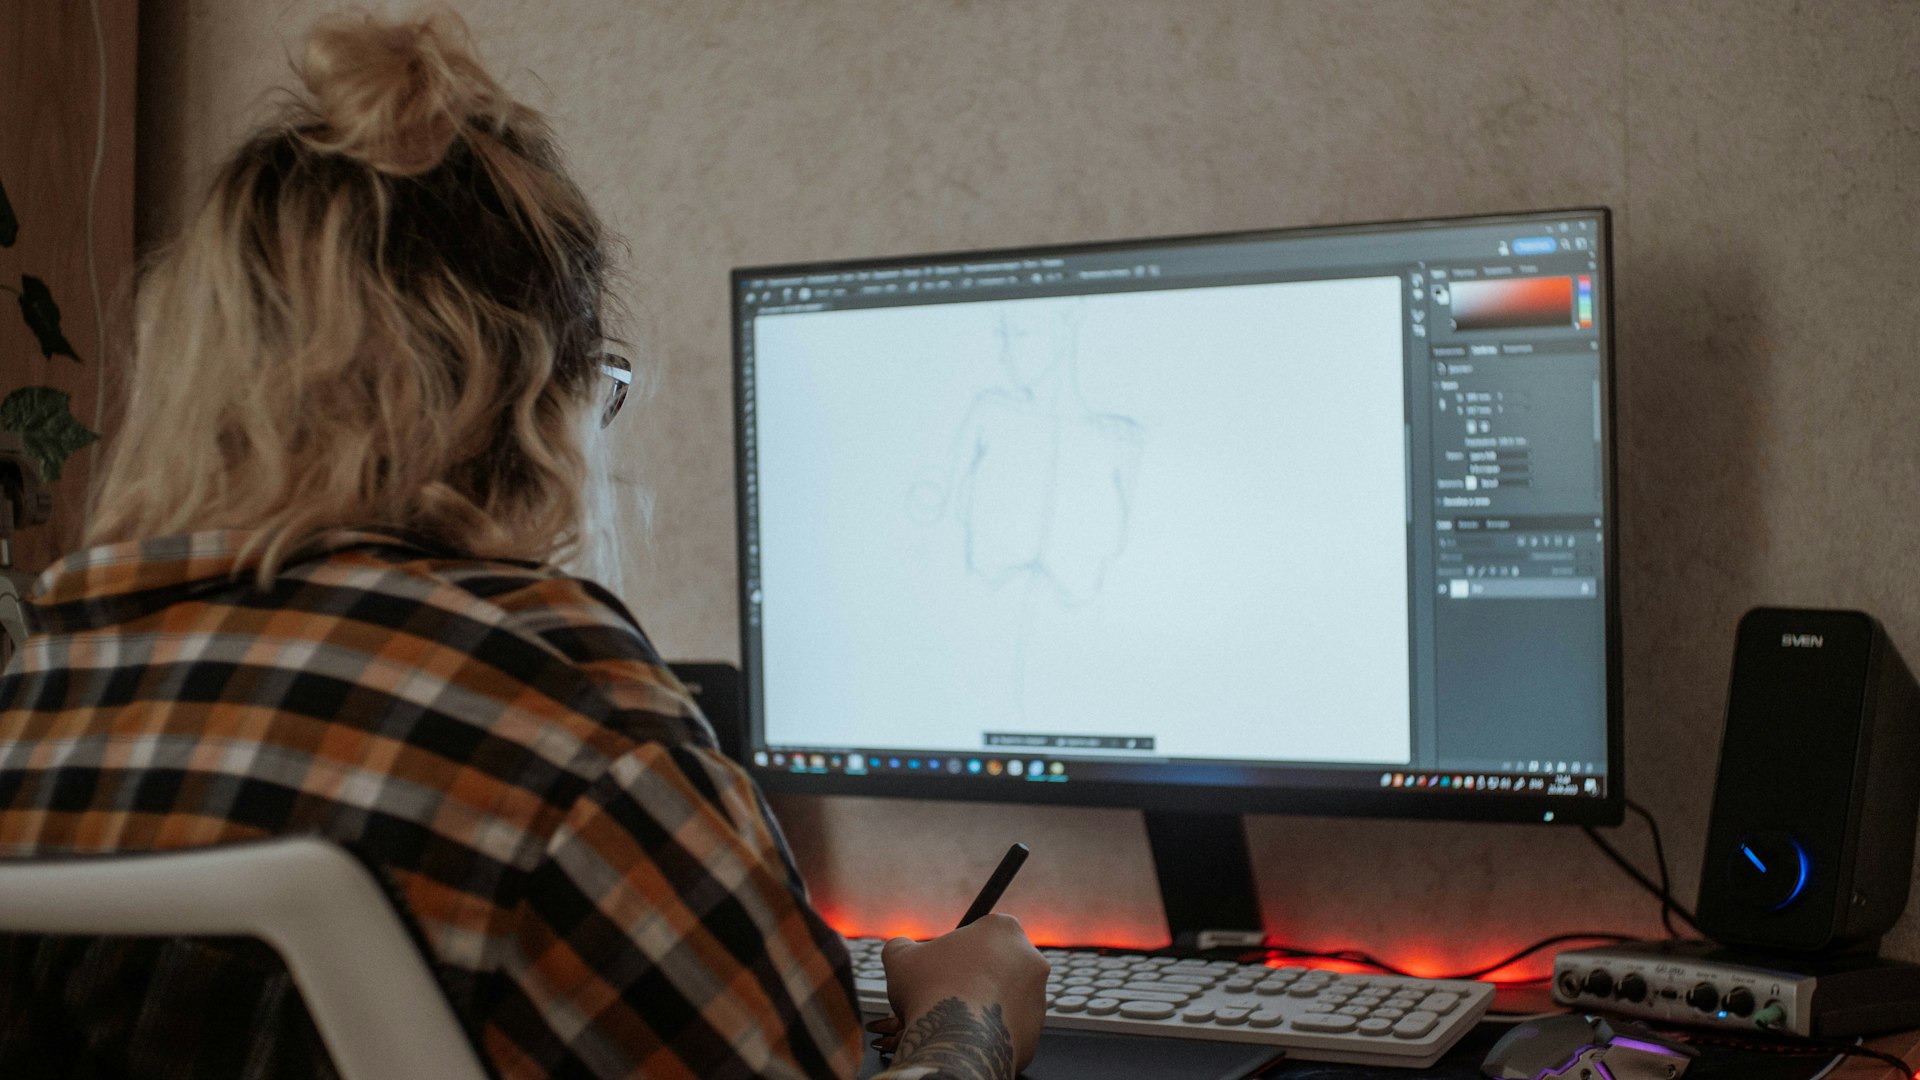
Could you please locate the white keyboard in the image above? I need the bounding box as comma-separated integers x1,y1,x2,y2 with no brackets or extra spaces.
846,938,1494,1069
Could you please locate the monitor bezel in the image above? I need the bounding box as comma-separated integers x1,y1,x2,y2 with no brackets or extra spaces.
730,207,1625,827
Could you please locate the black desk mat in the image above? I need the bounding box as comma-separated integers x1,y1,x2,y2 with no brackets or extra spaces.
863,1021,1851,1080
862,1027,1279,1080
1267,1022,1843,1080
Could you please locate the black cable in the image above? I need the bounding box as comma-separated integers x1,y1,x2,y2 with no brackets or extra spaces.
1193,800,1709,990
1688,1028,1915,1079
1818,1042,1915,1078
1628,798,1684,937
1247,930,1635,983
1583,797,1703,936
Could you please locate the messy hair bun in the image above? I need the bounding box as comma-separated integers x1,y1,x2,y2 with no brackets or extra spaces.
94,9,614,579
299,9,508,175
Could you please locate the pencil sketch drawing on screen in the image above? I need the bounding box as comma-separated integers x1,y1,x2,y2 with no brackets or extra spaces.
906,301,1146,717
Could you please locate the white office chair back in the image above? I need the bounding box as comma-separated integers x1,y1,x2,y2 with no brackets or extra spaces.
0,836,491,1080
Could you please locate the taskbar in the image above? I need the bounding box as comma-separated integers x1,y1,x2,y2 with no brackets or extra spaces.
751,745,1607,800
755,747,1070,783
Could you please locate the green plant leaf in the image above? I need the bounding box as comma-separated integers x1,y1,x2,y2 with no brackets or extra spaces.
0,176,16,247
0,386,99,482
18,275,79,361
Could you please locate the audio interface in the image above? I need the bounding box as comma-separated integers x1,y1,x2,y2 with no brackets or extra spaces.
1552,940,1920,1037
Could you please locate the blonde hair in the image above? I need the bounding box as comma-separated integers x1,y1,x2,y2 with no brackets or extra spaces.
92,9,611,577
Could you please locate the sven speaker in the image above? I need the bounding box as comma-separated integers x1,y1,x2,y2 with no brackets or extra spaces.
1696,608,1920,953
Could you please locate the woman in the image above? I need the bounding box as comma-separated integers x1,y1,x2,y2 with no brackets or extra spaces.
0,11,1044,1079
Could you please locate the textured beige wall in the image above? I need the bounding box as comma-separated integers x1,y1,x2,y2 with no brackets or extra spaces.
138,1,1920,969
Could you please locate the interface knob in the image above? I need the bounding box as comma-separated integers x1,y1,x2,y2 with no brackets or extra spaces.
1724,988,1756,1017
1617,973,1649,1003
1685,983,1721,1012
1557,971,1583,999
1583,969,1615,998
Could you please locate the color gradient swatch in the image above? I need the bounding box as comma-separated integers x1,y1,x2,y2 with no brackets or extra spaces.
1449,276,1576,331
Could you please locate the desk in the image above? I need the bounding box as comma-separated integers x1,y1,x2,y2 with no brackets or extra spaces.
861,1021,1920,1080
1267,1023,1918,1079
1813,1028,1919,1079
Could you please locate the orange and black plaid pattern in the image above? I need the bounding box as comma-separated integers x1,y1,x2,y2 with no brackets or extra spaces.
0,530,866,1080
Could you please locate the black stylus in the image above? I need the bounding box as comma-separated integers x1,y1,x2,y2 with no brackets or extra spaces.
957,843,1030,928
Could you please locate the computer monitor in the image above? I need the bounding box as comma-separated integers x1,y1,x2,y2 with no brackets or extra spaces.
731,209,1621,836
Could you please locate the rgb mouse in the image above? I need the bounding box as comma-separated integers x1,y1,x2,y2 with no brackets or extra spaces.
1481,1013,1697,1080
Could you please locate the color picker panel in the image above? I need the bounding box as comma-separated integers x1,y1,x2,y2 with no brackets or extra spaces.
1448,276,1575,331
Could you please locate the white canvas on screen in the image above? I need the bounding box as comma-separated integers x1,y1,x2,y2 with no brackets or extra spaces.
751,275,1411,765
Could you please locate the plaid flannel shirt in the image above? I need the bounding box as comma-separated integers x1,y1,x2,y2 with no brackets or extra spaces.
0,529,869,1079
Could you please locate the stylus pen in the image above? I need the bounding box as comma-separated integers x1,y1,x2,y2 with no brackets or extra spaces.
957,843,1030,928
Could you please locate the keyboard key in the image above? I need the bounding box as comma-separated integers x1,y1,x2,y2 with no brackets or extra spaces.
1248,1010,1284,1028
1417,992,1461,1015
1392,1011,1439,1039
1053,996,1087,1013
1121,983,1196,1000
1181,1007,1215,1024
1254,982,1291,996
1086,998,1120,1016
1223,978,1259,993
1214,1008,1250,1026
1104,989,1189,1004
1292,1014,1360,1033
1093,979,1125,990
1119,1001,1177,1020
1337,1005,1371,1017
1358,1017,1395,1036
1162,974,1219,986
1372,1007,1405,1019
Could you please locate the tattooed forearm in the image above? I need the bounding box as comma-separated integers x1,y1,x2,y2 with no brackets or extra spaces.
876,997,1016,1080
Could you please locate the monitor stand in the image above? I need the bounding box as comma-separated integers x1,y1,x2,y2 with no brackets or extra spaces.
1142,810,1266,952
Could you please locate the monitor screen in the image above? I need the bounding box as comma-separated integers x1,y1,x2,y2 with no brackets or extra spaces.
732,209,1620,824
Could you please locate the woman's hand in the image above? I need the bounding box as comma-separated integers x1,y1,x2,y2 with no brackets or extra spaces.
866,914,1049,1079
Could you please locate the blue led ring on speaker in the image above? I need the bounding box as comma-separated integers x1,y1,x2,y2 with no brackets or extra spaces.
1733,832,1811,911
1765,840,1809,911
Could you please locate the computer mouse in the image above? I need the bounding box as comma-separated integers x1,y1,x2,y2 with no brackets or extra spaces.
1481,1013,1697,1080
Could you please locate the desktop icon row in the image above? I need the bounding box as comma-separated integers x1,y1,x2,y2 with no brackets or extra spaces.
1377,771,1599,796
753,750,1069,782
